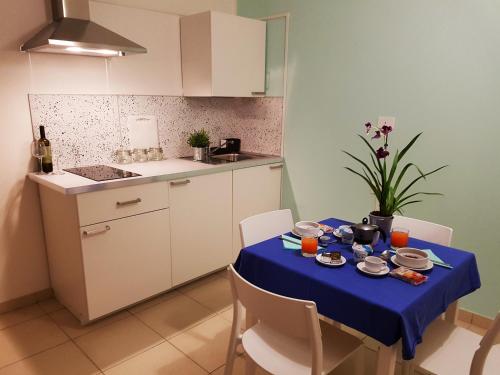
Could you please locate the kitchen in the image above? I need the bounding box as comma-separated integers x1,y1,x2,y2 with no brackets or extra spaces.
0,1,499,375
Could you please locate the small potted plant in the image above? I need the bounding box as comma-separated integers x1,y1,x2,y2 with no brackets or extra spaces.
343,122,448,239
187,128,210,161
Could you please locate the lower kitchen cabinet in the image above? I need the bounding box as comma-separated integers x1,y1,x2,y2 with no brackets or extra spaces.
81,209,171,320
39,183,172,323
169,171,233,285
38,164,282,323
233,163,283,259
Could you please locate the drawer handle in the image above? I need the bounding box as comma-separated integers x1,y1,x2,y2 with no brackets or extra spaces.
251,91,266,95
83,225,110,237
170,179,191,186
269,164,283,170
116,198,142,207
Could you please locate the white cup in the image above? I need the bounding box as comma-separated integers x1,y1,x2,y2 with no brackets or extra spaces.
364,256,387,273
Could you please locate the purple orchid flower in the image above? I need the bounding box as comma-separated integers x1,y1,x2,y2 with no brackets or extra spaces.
364,122,372,133
376,147,390,159
372,130,381,139
381,125,393,135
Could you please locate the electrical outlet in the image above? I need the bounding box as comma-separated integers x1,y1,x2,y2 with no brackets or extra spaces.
378,116,396,129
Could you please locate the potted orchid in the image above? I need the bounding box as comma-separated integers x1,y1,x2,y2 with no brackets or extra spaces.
343,122,447,237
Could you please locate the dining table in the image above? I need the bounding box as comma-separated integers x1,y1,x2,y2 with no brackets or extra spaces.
234,217,481,375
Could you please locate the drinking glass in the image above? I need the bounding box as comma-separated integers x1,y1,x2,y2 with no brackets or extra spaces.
51,150,65,175
301,236,318,257
391,227,410,248
31,140,45,174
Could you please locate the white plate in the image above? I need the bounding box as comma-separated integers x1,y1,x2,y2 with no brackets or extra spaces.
316,254,346,267
356,262,390,276
291,228,324,238
390,255,434,271
333,225,351,238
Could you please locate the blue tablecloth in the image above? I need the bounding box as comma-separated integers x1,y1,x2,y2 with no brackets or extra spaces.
234,218,481,360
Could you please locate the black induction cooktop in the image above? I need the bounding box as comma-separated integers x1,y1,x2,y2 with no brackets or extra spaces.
63,165,141,182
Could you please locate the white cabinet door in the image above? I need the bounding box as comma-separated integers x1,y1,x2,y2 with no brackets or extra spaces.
233,163,283,259
169,172,232,286
211,11,266,97
81,209,171,320
180,11,266,97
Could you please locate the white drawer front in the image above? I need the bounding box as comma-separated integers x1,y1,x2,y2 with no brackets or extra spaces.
81,209,172,320
77,182,169,226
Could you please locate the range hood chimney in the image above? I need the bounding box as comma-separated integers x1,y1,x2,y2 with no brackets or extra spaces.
20,0,147,57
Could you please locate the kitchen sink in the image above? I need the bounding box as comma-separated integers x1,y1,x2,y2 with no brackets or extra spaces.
181,152,270,165
209,153,256,162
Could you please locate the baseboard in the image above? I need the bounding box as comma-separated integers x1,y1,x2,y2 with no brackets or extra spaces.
0,289,53,314
458,307,494,329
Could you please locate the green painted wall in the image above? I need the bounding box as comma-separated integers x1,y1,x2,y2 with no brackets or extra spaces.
264,17,286,97
239,0,500,318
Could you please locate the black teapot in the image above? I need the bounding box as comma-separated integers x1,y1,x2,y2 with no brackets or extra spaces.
351,218,387,245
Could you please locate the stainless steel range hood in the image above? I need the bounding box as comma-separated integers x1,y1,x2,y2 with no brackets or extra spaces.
20,0,147,57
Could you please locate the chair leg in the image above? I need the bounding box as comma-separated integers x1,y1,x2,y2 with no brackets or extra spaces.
352,347,365,375
224,337,238,375
401,360,411,375
225,303,243,375
245,355,257,375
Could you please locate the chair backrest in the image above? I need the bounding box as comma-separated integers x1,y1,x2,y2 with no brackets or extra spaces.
392,215,453,246
227,264,322,342
239,209,294,248
470,311,500,375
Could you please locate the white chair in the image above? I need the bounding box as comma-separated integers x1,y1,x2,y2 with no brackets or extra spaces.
412,312,500,375
392,216,454,375
239,209,294,248
392,215,453,246
224,264,364,375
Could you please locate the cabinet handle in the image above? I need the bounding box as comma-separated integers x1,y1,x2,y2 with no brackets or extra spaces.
170,179,190,186
83,225,111,237
116,198,142,207
251,91,266,96
269,164,283,170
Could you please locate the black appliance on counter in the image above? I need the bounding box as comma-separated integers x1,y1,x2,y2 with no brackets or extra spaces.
212,138,241,155
63,165,141,182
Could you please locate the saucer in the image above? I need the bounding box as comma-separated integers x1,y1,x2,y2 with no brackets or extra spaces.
390,255,434,271
356,262,390,276
317,223,334,233
316,254,346,267
291,228,324,238
333,225,351,238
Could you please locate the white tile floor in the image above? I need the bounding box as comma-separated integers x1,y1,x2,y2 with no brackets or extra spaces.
0,270,487,375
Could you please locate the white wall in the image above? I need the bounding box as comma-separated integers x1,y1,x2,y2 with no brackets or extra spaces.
93,0,236,15
29,2,184,95
0,0,235,305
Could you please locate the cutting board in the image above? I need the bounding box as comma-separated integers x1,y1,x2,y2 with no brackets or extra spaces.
127,115,159,149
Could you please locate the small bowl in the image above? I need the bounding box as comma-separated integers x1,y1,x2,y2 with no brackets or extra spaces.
396,248,429,269
294,221,320,237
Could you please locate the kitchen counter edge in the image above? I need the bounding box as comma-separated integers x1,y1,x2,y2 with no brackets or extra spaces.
28,156,284,195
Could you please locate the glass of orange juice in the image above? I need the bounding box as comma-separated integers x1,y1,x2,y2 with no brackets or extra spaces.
391,227,410,248
301,236,318,257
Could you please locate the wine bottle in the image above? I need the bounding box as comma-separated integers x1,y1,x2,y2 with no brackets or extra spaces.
38,126,53,173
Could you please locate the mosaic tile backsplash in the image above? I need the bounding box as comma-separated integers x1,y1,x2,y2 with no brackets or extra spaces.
29,95,283,169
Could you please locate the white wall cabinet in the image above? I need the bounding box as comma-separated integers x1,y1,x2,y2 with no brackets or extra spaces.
232,163,283,259
180,11,266,97
81,209,171,320
169,172,233,285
